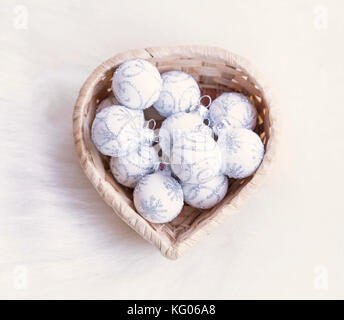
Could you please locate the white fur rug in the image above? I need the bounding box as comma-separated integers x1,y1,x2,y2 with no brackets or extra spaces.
1,0,343,299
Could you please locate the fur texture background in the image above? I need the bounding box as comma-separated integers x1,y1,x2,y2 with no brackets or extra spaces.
1,0,344,299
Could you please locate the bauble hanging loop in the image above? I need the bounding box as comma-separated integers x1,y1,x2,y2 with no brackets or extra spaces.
145,118,157,130
198,95,212,108
140,127,156,146
189,94,212,123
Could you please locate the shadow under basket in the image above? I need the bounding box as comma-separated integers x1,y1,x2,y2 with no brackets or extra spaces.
73,45,277,260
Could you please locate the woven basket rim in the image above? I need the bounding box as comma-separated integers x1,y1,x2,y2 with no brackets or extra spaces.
73,45,279,260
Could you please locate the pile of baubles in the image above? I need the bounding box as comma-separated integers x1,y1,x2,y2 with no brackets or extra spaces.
91,59,264,223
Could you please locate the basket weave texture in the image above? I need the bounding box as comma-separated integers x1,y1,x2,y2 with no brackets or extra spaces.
73,45,277,260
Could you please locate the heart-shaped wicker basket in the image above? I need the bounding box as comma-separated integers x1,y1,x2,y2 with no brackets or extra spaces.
73,45,277,260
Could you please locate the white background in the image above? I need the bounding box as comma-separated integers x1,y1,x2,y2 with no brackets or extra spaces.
1,0,343,299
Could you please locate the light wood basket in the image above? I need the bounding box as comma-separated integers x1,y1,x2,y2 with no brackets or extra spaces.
73,45,277,260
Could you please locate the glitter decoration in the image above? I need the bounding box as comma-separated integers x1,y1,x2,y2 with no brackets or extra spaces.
217,126,264,179
209,92,257,135
91,105,148,157
133,172,184,223
110,144,159,188
182,175,228,209
153,71,200,117
112,59,162,110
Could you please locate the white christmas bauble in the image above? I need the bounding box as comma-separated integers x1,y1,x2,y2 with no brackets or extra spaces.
110,145,159,188
209,92,257,135
158,104,209,158
112,59,162,110
91,105,148,157
217,126,264,179
170,125,222,184
133,172,184,223
153,71,200,117
182,175,228,209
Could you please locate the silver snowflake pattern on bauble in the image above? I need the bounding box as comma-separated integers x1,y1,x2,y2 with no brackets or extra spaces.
163,177,183,202
182,175,228,209
91,105,145,157
139,195,168,219
133,172,184,223
218,127,264,179
210,92,257,134
223,128,241,154
224,163,247,179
